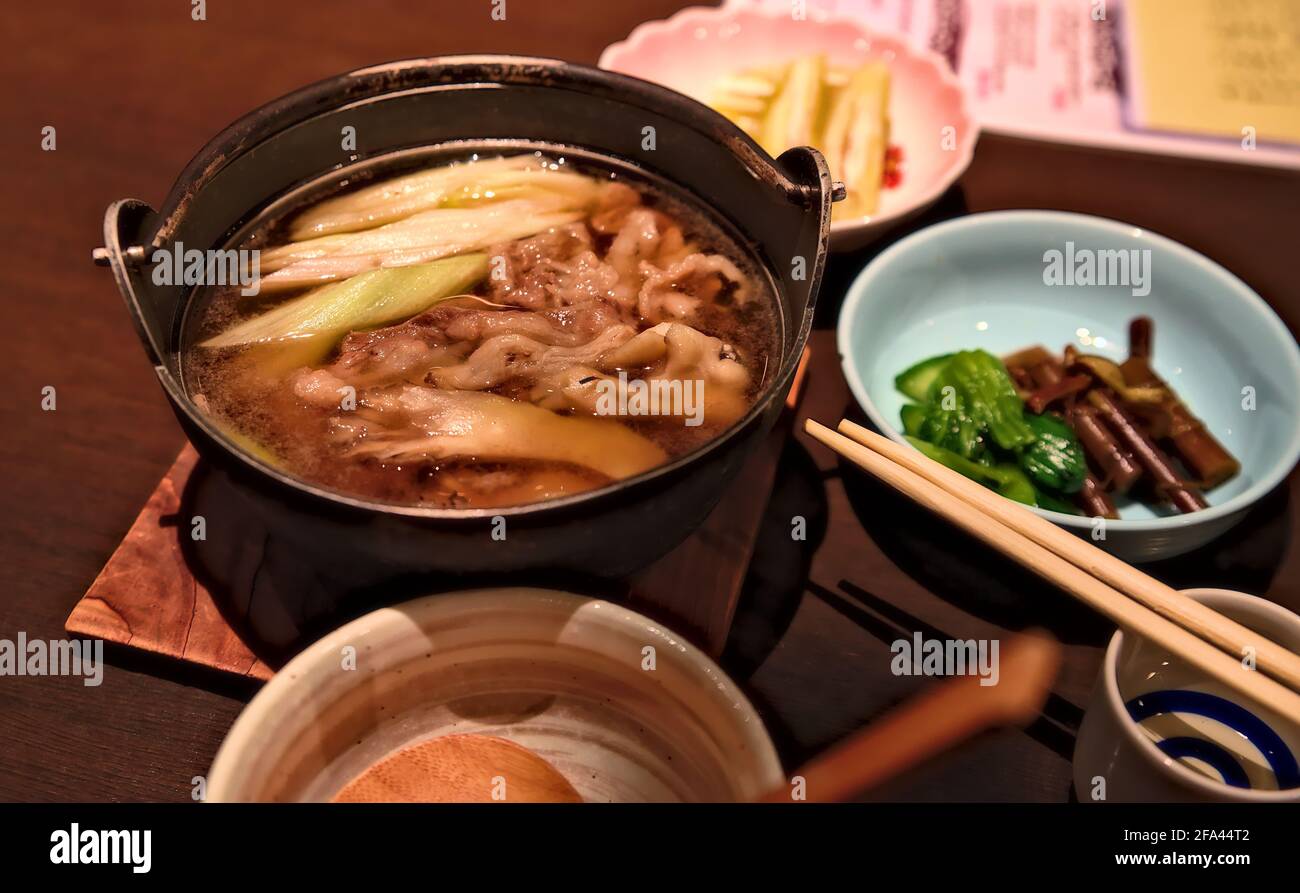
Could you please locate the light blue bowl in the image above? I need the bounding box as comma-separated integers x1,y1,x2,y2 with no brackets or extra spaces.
837,211,1300,562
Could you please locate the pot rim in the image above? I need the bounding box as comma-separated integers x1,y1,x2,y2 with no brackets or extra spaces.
152,54,815,245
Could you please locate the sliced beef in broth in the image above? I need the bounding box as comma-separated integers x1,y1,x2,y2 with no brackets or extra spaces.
183,154,776,509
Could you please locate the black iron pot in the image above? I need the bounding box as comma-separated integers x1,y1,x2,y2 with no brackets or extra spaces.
98,55,834,579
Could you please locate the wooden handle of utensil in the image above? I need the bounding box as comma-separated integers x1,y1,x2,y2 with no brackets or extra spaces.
758,630,1062,803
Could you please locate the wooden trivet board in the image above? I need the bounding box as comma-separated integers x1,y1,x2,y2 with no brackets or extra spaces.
66,350,810,680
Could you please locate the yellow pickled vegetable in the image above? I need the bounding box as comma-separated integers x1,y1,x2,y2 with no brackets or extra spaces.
708,54,892,219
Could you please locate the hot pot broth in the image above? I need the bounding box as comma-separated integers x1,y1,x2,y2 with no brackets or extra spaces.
183,154,777,509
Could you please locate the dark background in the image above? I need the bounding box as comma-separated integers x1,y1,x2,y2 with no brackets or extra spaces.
1,0,1297,801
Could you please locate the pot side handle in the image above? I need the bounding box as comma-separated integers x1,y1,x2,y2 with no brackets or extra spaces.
96,198,169,370
774,145,838,340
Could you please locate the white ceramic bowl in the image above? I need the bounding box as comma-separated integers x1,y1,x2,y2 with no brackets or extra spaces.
207,588,782,802
599,5,977,250
1074,589,1300,802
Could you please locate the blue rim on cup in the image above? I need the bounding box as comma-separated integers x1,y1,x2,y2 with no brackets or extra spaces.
836,210,1300,561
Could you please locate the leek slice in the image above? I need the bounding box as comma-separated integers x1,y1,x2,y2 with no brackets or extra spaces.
352,388,668,480
200,254,488,356
260,201,585,291
288,156,600,239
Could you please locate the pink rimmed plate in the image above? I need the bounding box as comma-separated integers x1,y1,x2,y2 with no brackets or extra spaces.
599,5,978,250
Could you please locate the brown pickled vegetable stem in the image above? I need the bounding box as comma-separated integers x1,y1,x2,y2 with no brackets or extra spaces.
1172,425,1242,490
1068,404,1143,494
1120,355,1240,489
1129,316,1153,360
1076,474,1119,519
1026,373,1090,414
1026,356,1067,389
1088,390,1207,513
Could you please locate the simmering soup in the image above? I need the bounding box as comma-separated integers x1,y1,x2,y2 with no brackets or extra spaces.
183,153,777,509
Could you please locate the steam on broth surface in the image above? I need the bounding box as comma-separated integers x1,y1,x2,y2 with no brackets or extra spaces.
184,153,777,509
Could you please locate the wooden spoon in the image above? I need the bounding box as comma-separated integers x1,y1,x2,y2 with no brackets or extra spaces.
332,733,582,803
757,629,1062,802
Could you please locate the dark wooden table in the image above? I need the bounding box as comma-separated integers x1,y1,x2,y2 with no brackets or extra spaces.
2,0,1297,802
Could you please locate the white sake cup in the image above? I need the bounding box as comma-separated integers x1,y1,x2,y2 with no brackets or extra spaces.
1074,588,1300,802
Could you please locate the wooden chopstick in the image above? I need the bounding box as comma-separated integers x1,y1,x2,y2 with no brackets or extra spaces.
835,419,1300,693
805,419,1300,727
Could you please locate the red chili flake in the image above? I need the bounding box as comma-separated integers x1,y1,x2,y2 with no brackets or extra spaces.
882,144,904,189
